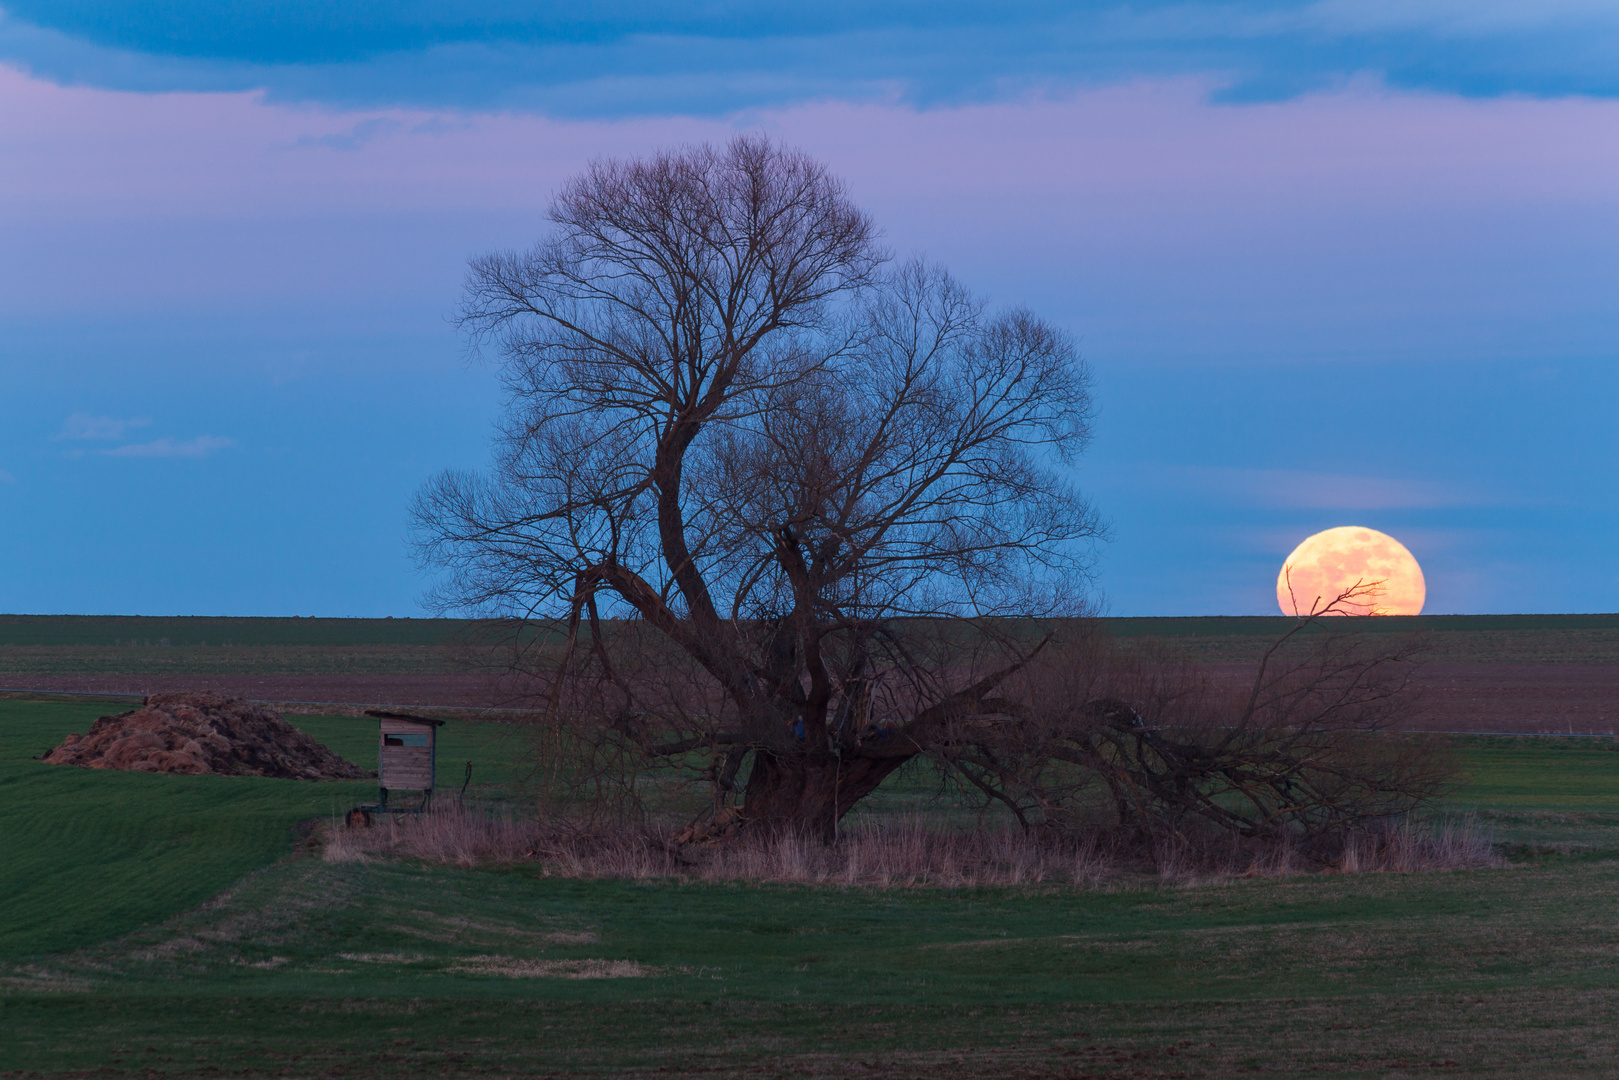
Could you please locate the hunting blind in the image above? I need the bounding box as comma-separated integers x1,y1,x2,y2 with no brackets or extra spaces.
346,710,445,825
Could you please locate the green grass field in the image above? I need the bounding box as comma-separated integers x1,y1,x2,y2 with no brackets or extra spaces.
4,695,1619,1077
0,698,528,959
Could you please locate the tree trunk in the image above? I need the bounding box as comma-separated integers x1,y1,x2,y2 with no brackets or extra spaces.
741,749,913,842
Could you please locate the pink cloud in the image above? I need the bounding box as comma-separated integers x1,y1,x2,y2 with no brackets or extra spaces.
103,435,235,459
5,65,1617,224
3,63,1616,358
1123,464,1501,511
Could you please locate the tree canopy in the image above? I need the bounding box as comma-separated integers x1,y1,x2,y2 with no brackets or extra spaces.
415,137,1442,846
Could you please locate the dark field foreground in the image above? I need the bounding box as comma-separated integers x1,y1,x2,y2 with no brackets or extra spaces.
10,977,1619,1078
6,694,1619,1077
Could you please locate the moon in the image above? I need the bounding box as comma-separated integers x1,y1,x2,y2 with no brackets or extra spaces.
1276,526,1425,616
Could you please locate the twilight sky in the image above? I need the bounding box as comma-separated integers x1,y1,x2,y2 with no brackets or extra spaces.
2,1,1616,617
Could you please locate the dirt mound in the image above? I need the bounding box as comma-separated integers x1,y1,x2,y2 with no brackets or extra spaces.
42,692,365,779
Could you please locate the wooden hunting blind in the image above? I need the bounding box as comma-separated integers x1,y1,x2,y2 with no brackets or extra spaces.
359,710,445,816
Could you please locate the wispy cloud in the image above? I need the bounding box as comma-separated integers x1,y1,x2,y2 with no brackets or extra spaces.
103,435,235,459
1215,467,1480,510
292,117,401,151
1128,465,1498,510
56,412,152,440
1307,0,1619,36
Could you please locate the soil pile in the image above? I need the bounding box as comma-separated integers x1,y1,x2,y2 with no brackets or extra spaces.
42,692,365,779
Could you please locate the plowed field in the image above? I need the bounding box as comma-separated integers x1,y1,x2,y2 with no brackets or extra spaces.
4,662,1615,733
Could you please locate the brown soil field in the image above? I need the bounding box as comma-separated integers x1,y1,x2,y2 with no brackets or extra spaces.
1197,662,1619,734
4,662,1615,733
0,673,501,709
1412,662,1619,733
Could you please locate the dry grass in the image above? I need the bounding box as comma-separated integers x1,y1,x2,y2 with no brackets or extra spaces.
1149,814,1501,885
445,956,654,978
1335,815,1501,873
321,805,1499,886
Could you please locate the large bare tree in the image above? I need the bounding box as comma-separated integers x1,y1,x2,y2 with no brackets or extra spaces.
413,136,1103,838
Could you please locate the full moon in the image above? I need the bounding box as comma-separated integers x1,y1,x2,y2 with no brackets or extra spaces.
1276,526,1425,616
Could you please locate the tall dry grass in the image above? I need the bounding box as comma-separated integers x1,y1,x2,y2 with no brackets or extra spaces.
1333,815,1499,874
1148,814,1501,884
322,805,1501,886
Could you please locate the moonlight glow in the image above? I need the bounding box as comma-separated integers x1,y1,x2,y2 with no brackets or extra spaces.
1276,526,1426,616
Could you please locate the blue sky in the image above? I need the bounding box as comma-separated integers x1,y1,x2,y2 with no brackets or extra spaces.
1,2,1616,616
